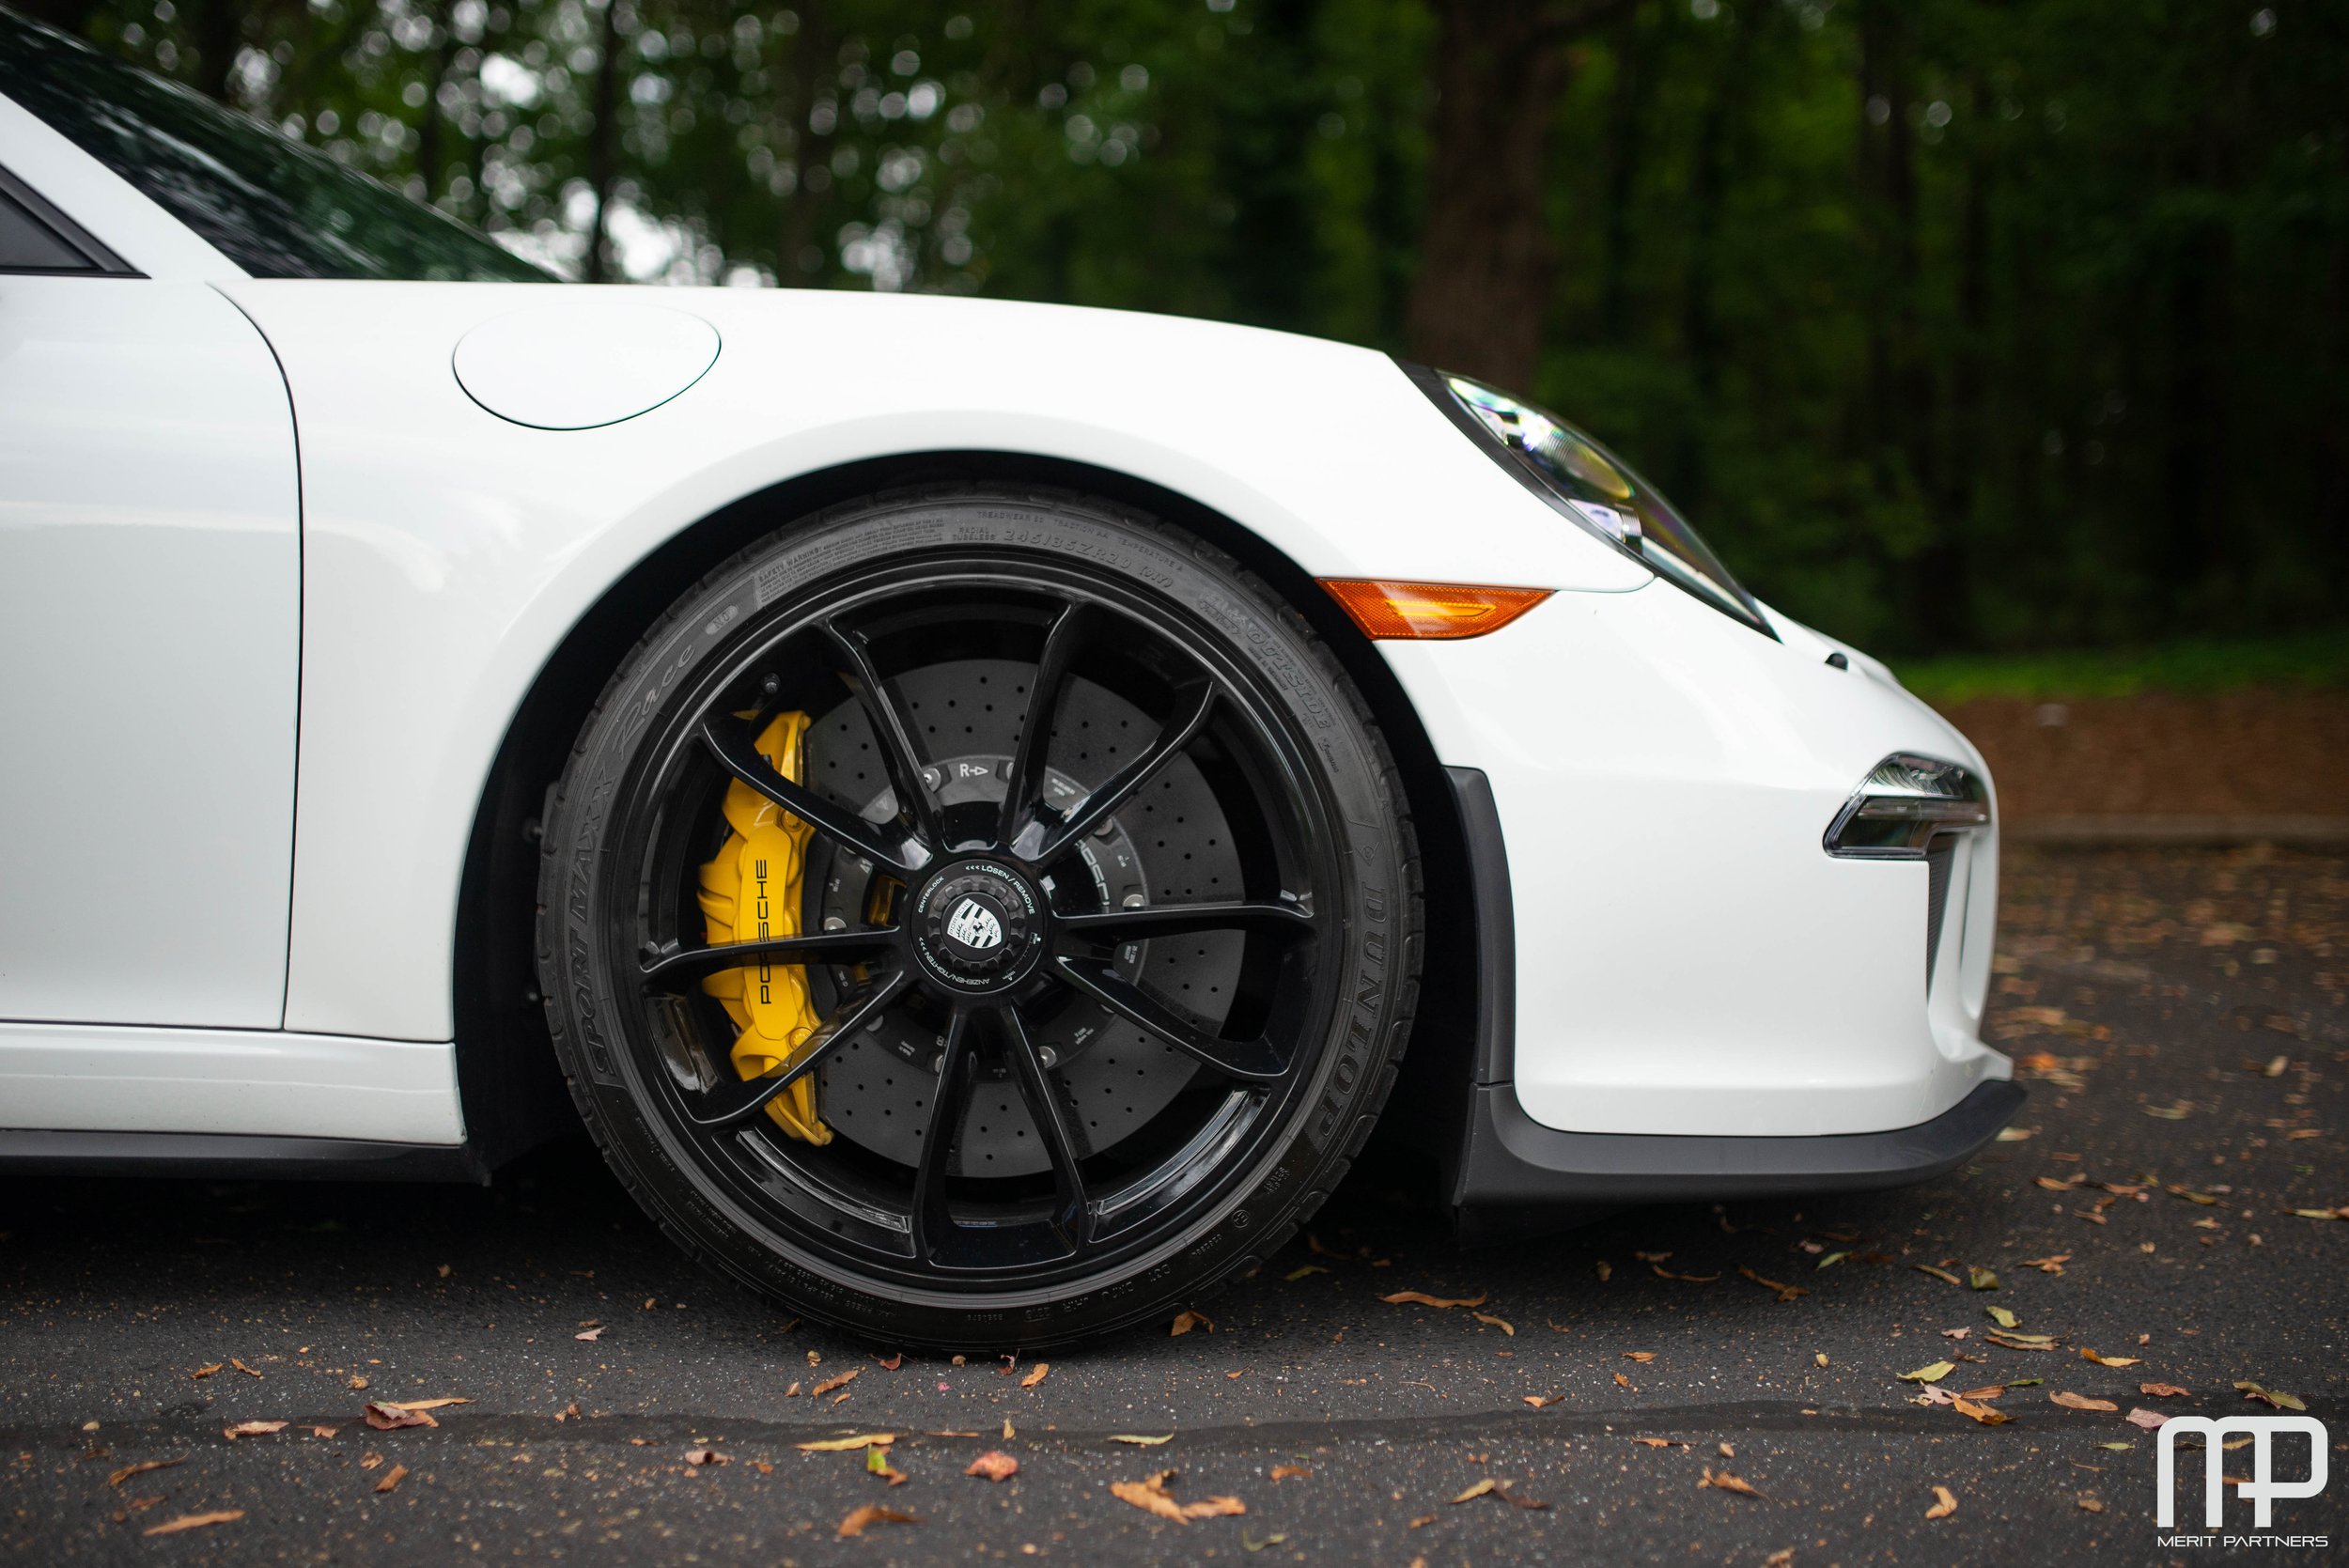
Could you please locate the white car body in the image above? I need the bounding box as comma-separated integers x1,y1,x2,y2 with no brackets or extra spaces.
0,87,2010,1188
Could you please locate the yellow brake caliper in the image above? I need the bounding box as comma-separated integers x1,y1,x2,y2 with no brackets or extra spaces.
694,710,832,1144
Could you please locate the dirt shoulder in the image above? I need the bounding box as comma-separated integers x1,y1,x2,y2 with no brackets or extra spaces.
1933,690,2349,821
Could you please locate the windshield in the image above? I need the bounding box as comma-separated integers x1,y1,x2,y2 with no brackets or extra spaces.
0,11,549,282
1444,375,1767,632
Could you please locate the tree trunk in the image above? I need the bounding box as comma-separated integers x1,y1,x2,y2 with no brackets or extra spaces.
778,0,835,285
581,0,624,284
1595,1,1665,340
1405,0,1634,389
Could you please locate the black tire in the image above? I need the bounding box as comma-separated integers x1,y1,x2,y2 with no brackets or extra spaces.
535,487,1421,1350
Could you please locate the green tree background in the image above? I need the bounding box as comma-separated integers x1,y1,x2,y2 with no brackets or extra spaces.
24,0,2348,656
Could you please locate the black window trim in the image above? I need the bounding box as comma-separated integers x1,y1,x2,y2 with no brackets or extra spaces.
0,159,143,277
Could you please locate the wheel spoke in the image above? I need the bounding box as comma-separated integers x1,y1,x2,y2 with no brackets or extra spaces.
998,1004,1092,1250
910,1005,979,1265
677,971,911,1128
1052,900,1313,952
699,716,927,874
996,601,1094,850
821,619,945,849
1026,681,1217,862
640,928,902,991
1048,955,1286,1082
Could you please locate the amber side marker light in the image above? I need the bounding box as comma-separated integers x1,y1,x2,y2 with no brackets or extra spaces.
1316,579,1553,641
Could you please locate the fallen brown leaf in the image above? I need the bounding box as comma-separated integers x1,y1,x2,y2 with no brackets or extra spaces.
1270,1465,1311,1481
875,1353,903,1372
348,1374,368,1390
2081,1349,2141,1368
2052,1391,2118,1412
1623,1351,1657,1363
1379,1291,1487,1310
312,1425,338,1439
865,1446,906,1485
2139,1382,2190,1398
810,1367,861,1398
192,1363,221,1380
1019,1362,1050,1389
108,1458,183,1486
1109,1434,1174,1446
1699,1467,1762,1498
1406,1514,1437,1529
375,1463,408,1494
1522,1395,1555,1408
2077,1497,2105,1514
386,1398,470,1412
1952,1398,2011,1425
2020,1254,2071,1275
1913,1265,1962,1286
230,1358,264,1379
574,1327,605,1342
1471,1312,1516,1336
223,1421,288,1440
362,1403,435,1432
685,1447,728,1467
1925,1484,1957,1520
797,1433,895,1452
1737,1266,1809,1302
1111,1469,1245,1523
143,1510,244,1536
1171,1310,1213,1336
836,1504,919,1538
2126,1407,2171,1430
1613,1373,1635,1390
966,1451,1019,1482
1630,1436,1677,1448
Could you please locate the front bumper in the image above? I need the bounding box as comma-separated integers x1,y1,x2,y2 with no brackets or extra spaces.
1383,580,2010,1149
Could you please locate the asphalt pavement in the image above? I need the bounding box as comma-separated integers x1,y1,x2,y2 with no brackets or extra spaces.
3,846,2343,1566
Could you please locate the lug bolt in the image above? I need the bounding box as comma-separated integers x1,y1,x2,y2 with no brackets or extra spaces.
822,914,848,932
1122,893,1146,908
920,767,942,791
1039,1047,1060,1068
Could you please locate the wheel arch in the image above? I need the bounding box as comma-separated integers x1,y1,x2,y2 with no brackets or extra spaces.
450,450,1482,1175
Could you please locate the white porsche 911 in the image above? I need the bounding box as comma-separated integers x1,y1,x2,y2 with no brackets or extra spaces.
0,15,2017,1346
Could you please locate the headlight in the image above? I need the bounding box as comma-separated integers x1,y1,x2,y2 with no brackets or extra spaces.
1403,363,1771,636
1823,754,1991,859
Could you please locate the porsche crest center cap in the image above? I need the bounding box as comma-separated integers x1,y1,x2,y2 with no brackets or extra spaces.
912,861,1043,990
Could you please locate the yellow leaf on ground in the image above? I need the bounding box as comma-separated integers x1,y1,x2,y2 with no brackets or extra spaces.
1471,1312,1515,1336
1899,1362,1956,1384
2082,1349,2141,1367
811,1368,861,1398
1020,1363,1050,1389
1913,1265,1962,1285
2051,1391,2118,1412
375,1463,409,1494
1110,1434,1174,1446
797,1433,896,1452
1379,1291,1487,1310
1450,1479,1498,1503
1925,1484,1957,1520
143,1511,244,1536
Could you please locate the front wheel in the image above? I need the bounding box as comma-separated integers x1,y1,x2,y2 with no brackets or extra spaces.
536,489,1421,1348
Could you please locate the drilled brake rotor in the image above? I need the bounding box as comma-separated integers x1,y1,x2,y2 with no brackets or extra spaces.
802,657,1244,1178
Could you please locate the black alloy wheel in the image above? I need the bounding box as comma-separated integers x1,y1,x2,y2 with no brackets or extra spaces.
537,489,1422,1348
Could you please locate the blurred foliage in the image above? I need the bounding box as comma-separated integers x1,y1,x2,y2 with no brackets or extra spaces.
1896,629,2349,704
27,0,2349,655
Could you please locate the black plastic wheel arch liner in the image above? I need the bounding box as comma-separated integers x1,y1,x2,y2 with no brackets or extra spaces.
1438,766,2025,1210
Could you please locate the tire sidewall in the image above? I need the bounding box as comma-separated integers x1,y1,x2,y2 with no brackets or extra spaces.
540,490,1411,1347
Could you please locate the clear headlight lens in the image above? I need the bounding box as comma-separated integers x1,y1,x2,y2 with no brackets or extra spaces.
1823,754,1991,859
1415,367,1770,636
